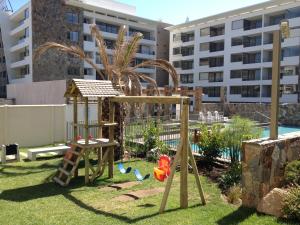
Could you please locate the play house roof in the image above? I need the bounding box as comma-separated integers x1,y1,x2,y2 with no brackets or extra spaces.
65,79,123,98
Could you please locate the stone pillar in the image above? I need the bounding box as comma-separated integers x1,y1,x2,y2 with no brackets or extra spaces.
242,134,300,208
194,87,202,113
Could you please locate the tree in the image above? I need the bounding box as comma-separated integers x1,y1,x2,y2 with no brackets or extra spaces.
34,24,179,95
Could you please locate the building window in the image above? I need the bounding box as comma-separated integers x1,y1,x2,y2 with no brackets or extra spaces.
241,85,260,97
230,70,242,79
208,72,223,82
65,12,79,24
232,37,243,46
84,34,92,41
199,72,208,80
231,54,243,62
230,86,241,95
173,61,181,68
207,87,221,97
199,58,209,66
24,8,29,19
67,31,79,42
200,27,210,37
232,19,243,30
180,74,194,84
67,66,80,76
84,68,93,75
200,43,209,51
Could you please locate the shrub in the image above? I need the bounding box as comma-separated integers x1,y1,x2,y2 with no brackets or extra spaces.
219,163,242,190
227,185,242,204
223,116,262,164
284,160,300,185
283,186,300,221
197,124,224,167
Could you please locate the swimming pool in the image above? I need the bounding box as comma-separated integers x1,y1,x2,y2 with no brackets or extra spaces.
165,126,300,159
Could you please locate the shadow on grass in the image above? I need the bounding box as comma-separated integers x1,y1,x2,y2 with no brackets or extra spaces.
64,193,203,224
217,207,256,225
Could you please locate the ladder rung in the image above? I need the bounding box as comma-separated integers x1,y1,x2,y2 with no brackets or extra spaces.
68,150,80,155
58,168,71,176
64,158,75,166
53,177,66,186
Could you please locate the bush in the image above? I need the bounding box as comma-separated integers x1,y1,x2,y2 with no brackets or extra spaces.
197,124,224,167
283,186,300,221
284,160,300,185
227,185,242,204
223,116,262,164
219,163,242,190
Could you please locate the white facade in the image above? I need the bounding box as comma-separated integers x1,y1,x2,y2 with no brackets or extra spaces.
0,0,159,85
167,0,300,104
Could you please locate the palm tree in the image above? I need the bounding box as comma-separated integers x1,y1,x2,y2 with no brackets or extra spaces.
34,24,179,95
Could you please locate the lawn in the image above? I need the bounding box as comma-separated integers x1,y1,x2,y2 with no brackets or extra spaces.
0,151,297,225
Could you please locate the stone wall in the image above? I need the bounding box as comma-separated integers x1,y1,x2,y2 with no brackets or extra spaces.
201,103,300,126
242,132,300,208
32,0,84,82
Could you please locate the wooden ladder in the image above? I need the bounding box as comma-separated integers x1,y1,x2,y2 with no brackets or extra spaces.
53,146,84,187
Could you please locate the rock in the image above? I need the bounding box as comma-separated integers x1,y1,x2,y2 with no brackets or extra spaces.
257,188,288,218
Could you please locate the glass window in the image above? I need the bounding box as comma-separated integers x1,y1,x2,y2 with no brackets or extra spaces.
232,19,243,30
68,66,80,76
199,58,209,66
200,43,209,51
65,12,79,24
180,74,194,84
231,54,243,63
67,31,79,42
200,27,210,36
199,72,208,80
230,86,241,94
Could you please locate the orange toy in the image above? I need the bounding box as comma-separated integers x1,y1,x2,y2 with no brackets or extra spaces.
154,155,171,182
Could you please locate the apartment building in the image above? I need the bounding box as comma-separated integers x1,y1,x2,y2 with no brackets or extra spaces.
167,0,300,104
0,0,170,100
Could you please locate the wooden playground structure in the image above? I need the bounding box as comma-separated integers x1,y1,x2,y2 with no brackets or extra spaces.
54,79,206,213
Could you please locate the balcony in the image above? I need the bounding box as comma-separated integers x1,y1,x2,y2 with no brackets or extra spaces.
10,37,29,52
10,19,29,36
10,56,30,69
243,19,262,31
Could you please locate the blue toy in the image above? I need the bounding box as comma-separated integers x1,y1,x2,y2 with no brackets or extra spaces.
118,163,132,174
134,169,150,181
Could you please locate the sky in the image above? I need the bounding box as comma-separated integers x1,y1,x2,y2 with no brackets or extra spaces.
9,0,269,25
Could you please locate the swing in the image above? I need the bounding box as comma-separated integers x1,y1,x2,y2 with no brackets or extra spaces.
117,163,132,174
134,169,150,181
154,155,171,182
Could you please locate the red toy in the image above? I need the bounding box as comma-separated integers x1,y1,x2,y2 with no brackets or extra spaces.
154,155,171,182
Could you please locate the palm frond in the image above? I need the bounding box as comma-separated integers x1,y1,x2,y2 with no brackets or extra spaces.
121,32,143,71
90,24,112,80
133,59,179,91
113,25,127,68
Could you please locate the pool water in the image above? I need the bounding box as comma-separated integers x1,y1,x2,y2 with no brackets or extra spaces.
165,126,300,159
262,126,300,138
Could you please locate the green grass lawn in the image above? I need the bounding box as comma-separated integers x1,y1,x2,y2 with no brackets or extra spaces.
0,152,297,225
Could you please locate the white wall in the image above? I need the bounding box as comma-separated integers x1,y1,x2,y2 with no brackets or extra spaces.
0,105,66,147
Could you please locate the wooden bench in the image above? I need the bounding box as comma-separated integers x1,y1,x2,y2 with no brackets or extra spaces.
27,145,71,161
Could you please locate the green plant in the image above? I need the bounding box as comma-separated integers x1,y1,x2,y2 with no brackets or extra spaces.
283,186,300,221
223,116,262,164
284,160,300,185
219,163,242,190
197,124,224,167
227,185,242,204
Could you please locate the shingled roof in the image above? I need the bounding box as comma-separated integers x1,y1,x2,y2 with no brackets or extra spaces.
65,79,123,98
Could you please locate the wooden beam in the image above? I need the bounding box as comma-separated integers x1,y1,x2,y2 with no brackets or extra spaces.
84,97,89,184
73,97,78,140
159,143,182,213
180,100,189,209
188,144,206,205
111,96,189,105
270,30,281,140
108,100,115,178
98,97,103,139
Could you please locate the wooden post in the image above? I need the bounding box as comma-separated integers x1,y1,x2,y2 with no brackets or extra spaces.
98,97,103,139
194,87,202,113
180,98,189,209
108,99,115,178
73,97,78,140
84,97,89,184
270,30,281,140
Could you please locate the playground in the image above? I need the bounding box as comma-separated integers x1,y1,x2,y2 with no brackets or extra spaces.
0,156,290,225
